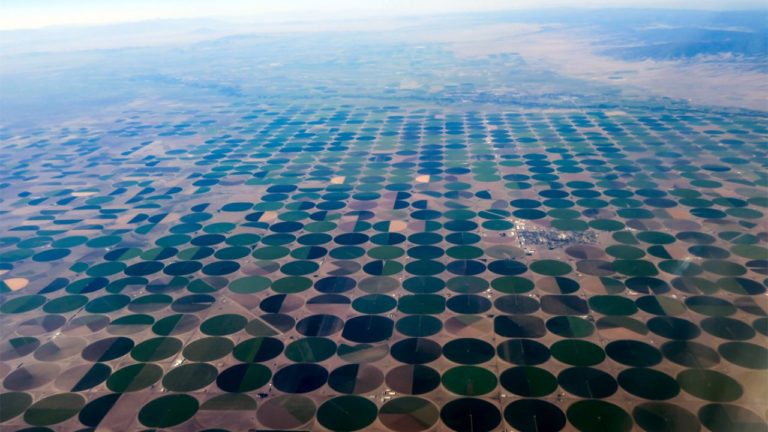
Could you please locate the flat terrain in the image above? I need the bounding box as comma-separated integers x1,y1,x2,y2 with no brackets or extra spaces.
0,9,766,432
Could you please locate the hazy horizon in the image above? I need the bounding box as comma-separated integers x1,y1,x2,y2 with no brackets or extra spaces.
2,0,767,30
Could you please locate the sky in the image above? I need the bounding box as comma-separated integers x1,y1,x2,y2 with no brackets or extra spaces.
1,0,765,30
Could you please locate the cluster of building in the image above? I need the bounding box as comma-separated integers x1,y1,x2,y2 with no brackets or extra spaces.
507,219,598,253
